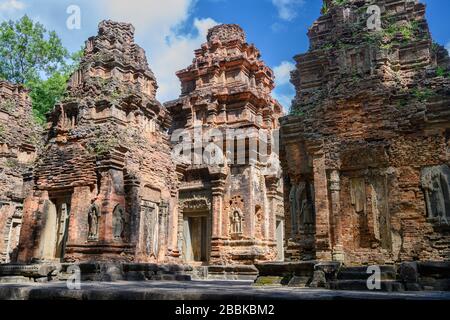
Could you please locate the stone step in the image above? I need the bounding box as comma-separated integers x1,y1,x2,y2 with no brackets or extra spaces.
419,277,450,291
0,263,193,283
417,262,450,279
329,280,405,292
337,266,397,281
190,265,258,281
255,261,316,277
72,263,193,282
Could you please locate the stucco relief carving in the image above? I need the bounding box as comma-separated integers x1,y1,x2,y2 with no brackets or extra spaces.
421,165,450,224
289,181,315,235
113,204,125,240
230,208,243,235
88,205,100,241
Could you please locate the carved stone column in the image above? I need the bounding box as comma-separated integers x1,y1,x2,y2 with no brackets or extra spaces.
329,170,344,262
124,175,140,246
168,198,180,258
158,201,169,261
217,104,227,124
313,154,332,261
212,181,226,238
265,176,280,241
207,102,218,124
170,170,185,259
210,176,226,264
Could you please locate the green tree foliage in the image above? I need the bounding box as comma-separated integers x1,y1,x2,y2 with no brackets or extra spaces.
0,16,82,124
27,50,83,124
27,71,69,124
0,15,68,84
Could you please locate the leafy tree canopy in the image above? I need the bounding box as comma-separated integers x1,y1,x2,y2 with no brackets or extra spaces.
0,15,82,125
27,50,83,124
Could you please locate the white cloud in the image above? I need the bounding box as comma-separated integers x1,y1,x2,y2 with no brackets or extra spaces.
193,17,218,39
446,41,450,54
102,0,193,34
0,0,25,11
273,92,294,111
273,61,295,86
151,17,219,102
271,0,304,21
273,61,296,110
0,0,25,19
271,22,287,33
0,0,215,102
98,0,219,102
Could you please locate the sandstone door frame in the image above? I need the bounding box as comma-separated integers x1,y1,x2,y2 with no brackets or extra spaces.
182,210,212,264
276,219,284,261
39,194,72,262
2,204,22,264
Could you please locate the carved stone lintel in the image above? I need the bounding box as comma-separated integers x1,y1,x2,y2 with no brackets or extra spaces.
179,191,212,212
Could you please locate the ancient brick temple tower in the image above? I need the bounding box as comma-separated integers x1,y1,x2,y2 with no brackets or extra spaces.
17,21,179,263
166,24,285,265
0,82,41,263
281,0,450,265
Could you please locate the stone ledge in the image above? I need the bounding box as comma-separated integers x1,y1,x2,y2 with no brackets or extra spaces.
1,281,450,300
190,265,258,281
255,261,316,277
253,261,450,292
0,263,193,283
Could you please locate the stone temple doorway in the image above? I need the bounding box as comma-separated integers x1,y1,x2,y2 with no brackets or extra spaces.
183,211,211,264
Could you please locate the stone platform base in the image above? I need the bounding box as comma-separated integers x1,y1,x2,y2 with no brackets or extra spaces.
0,263,193,283
254,261,316,287
190,265,258,281
1,280,450,300
254,261,450,292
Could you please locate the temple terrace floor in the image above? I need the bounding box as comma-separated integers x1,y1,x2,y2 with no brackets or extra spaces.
1,280,450,300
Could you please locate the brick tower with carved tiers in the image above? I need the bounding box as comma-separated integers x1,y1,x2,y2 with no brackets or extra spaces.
0,82,41,263
166,24,285,266
17,21,180,264
281,0,450,265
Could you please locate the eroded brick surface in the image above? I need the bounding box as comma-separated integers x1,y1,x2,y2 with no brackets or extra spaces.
17,21,179,264
0,1,448,276
0,81,42,263
281,0,450,264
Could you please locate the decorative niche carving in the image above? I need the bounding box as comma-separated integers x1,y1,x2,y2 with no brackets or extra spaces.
230,208,243,236
88,204,100,241
113,204,125,240
350,177,366,214
289,180,315,236
421,165,450,225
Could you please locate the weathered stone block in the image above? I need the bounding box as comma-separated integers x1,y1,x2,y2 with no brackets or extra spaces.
309,270,327,288
254,276,286,286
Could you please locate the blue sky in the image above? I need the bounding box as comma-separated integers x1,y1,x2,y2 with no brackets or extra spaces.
0,0,449,110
